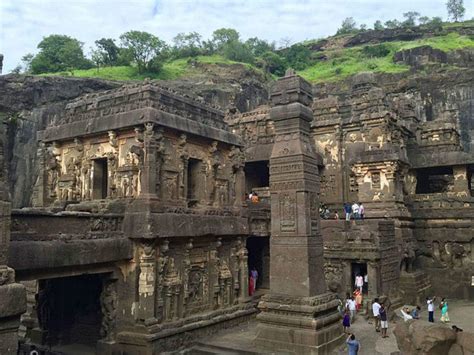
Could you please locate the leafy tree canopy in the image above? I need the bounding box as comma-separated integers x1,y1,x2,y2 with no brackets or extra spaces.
94,38,120,66
212,28,240,50
30,34,92,74
336,17,357,35
172,32,203,58
446,0,465,22
120,30,166,73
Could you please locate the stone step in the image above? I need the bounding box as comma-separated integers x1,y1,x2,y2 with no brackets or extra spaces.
184,342,259,355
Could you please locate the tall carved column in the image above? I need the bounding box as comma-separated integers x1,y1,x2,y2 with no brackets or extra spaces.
140,123,158,198
255,70,343,353
137,241,157,323
230,146,245,208
0,121,26,354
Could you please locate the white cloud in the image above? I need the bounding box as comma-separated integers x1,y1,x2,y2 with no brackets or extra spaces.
0,0,472,73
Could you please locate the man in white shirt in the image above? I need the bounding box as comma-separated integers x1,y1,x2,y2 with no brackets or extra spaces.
346,296,357,321
372,298,381,332
426,296,436,323
355,274,364,292
351,202,360,219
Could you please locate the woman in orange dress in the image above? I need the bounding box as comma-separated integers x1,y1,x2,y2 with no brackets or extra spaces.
353,288,363,311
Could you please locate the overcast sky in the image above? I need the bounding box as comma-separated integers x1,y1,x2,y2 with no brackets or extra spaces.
1,0,473,73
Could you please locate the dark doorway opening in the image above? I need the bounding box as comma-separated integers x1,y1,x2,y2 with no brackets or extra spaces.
415,166,453,194
351,262,368,294
92,158,108,199
246,236,270,290
37,274,103,349
244,161,269,193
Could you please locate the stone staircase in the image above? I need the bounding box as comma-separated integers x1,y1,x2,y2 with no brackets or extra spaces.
183,342,260,354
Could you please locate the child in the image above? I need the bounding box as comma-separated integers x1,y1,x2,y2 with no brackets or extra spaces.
343,309,351,334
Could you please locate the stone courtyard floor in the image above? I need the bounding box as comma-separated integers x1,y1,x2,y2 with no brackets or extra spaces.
193,299,474,354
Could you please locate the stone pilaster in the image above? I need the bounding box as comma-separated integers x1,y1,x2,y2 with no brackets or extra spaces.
255,70,343,353
0,121,26,354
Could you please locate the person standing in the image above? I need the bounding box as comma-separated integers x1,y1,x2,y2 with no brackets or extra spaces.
372,298,381,332
250,267,259,291
379,303,388,338
334,210,340,219
353,288,363,311
359,203,365,219
347,296,357,321
346,333,360,355
344,203,352,221
426,296,436,323
440,298,450,323
342,309,351,334
248,275,255,296
363,273,368,294
355,274,364,292
351,202,360,219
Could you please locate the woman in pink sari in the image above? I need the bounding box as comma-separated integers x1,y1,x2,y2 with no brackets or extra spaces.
248,275,255,296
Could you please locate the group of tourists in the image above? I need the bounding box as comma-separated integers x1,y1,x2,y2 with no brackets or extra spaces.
426,296,450,323
344,202,365,221
320,202,366,220
400,296,451,323
343,294,456,354
372,298,389,338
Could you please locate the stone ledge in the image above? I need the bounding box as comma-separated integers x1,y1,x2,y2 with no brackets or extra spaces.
0,283,26,317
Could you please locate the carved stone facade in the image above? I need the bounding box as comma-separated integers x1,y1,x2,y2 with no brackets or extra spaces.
13,82,251,354
0,121,26,354
4,67,474,354
228,71,474,304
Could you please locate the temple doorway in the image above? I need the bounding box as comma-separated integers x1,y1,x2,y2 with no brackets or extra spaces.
37,274,103,350
246,236,270,290
351,262,368,294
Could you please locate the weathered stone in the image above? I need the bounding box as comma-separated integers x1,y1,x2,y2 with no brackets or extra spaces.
255,71,343,353
394,320,457,355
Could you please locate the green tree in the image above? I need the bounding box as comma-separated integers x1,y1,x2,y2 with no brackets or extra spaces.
336,17,357,35
426,17,444,31
259,51,287,76
94,38,120,66
418,16,431,25
245,37,275,57
212,28,240,50
11,65,22,74
283,44,312,70
119,30,166,73
30,34,92,74
374,20,384,31
403,11,420,27
172,32,202,58
222,41,254,63
384,19,402,29
21,53,34,73
446,0,465,22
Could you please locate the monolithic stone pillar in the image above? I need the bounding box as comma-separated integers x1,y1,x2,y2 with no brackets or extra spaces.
255,71,343,353
0,121,26,354
140,123,158,198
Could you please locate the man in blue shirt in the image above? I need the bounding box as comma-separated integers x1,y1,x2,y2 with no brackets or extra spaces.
411,306,421,319
344,203,352,221
346,333,360,355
